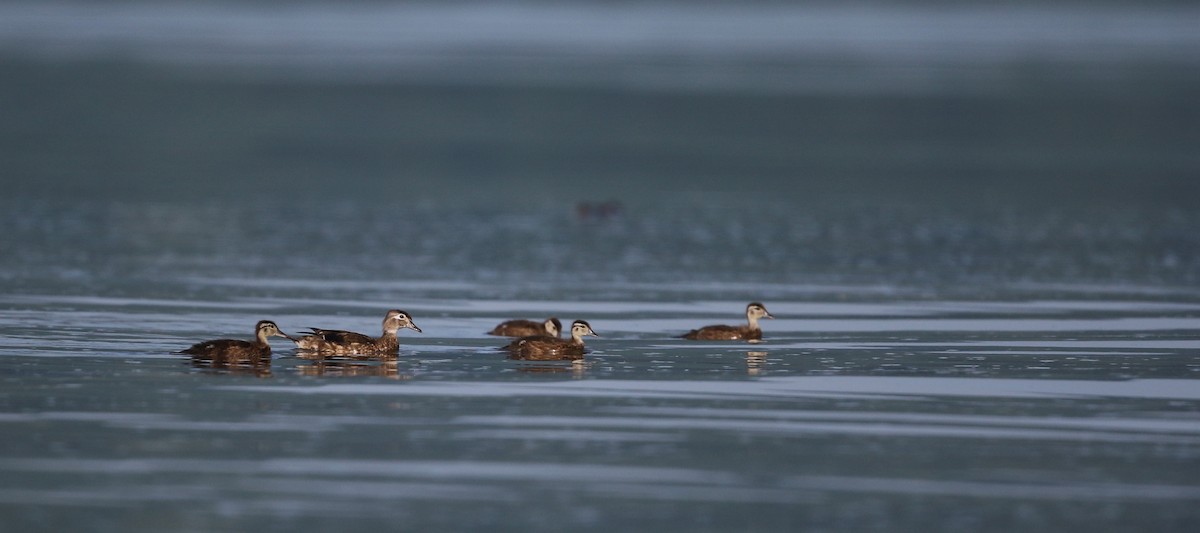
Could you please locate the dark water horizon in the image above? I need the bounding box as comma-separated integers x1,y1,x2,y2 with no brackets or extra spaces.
1,0,1198,207
4,55,1196,208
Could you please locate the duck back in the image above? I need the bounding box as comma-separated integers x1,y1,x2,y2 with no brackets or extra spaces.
680,325,761,341
505,336,585,361
295,328,397,355
179,339,269,360
488,320,545,337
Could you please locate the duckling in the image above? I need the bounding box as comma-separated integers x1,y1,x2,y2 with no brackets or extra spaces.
487,317,562,338
293,309,421,356
505,320,598,361
178,320,294,360
680,302,773,341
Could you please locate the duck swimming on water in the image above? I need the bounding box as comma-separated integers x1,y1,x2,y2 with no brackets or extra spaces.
487,317,562,338
178,320,294,360
680,302,773,341
505,320,598,361
293,309,422,356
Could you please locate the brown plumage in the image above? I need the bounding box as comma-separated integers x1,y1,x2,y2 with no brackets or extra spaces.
487,317,562,338
293,309,421,356
505,320,598,361
178,320,293,361
681,302,774,341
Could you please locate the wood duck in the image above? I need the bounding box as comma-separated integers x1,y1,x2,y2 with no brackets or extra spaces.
487,317,562,338
178,320,294,360
293,309,421,356
505,320,598,361
680,302,773,341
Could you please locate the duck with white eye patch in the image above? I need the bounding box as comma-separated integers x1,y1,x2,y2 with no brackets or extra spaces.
178,320,294,360
504,320,598,361
680,302,773,342
293,309,422,356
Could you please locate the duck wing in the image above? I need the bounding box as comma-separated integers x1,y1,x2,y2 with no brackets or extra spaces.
306,328,376,345
506,336,584,361
503,333,551,351
178,338,254,357
488,320,542,337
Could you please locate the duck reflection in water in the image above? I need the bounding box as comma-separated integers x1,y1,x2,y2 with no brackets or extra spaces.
189,356,272,378
514,359,589,378
746,351,767,376
296,359,410,379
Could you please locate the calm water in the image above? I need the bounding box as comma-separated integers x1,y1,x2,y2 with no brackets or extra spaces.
2,1,1200,531
2,201,1199,531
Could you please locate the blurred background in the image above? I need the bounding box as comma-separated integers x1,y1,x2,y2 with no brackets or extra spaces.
1,0,1197,208
1,0,1198,289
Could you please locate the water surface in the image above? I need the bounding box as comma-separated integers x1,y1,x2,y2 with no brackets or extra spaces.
2,200,1199,532
1,1,1199,531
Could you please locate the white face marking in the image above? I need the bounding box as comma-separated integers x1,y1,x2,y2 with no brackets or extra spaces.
572,323,596,337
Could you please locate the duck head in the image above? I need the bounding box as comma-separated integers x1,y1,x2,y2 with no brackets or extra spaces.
383,309,422,334
544,317,563,337
570,320,599,341
256,320,296,342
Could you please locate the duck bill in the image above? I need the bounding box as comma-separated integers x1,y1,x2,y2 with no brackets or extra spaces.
277,332,299,341
407,324,423,333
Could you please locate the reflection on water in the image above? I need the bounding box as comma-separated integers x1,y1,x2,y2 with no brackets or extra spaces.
746,351,767,376
514,360,589,378
294,351,403,361
295,359,409,380
188,355,272,378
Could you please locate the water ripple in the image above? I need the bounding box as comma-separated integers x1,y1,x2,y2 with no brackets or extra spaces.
0,458,1195,505
220,376,1200,401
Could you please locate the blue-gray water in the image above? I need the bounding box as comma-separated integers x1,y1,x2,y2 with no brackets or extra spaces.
2,1,1200,531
